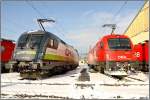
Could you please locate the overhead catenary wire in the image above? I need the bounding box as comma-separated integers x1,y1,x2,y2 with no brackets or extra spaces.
26,0,55,29
55,22,67,37
26,0,45,19
25,1,71,44
92,1,128,51
2,5,42,41
3,0,48,33
25,0,68,39
111,1,127,21
101,1,128,34
6,18,28,31
3,26,18,34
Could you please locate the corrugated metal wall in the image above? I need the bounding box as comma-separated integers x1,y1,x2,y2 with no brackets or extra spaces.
124,1,149,44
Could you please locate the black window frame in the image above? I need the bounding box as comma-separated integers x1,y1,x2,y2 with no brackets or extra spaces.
17,34,43,49
29,35,43,49
47,38,58,49
108,38,131,50
17,34,29,48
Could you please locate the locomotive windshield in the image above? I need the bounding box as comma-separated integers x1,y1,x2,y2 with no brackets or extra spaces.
17,34,43,49
17,34,29,47
108,38,131,50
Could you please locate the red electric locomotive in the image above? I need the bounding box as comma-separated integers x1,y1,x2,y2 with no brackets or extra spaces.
1,38,15,73
144,41,149,71
134,40,149,72
87,34,138,77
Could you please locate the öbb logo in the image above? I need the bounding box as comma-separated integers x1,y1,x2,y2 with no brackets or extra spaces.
118,55,127,59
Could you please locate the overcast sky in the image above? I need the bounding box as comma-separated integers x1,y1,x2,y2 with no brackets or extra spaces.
1,1,144,54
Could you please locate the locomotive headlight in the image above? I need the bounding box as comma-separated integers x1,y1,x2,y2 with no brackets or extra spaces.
116,62,119,67
109,68,111,71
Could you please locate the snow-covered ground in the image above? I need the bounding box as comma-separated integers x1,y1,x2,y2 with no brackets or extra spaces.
1,64,149,99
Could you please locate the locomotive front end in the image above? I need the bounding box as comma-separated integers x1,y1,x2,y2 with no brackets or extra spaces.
12,31,44,75
104,37,137,76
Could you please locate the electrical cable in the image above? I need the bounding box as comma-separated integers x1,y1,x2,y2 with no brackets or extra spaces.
26,0,68,40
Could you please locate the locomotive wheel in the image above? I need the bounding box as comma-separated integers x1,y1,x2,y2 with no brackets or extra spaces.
1,63,9,73
55,66,64,74
132,61,140,71
98,66,104,74
62,66,67,72
145,65,149,72
88,64,94,70
93,65,104,74
1,65,8,73
66,65,71,71
100,67,104,74
12,63,19,72
142,65,149,72
93,66,98,71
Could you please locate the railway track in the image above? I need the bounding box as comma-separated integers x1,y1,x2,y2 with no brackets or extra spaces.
1,81,70,88
124,76,145,82
102,73,124,81
101,72,147,83
1,81,148,90
1,81,70,85
1,68,148,88
1,67,83,88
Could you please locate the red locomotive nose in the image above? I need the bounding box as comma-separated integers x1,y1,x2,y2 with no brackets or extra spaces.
87,34,138,75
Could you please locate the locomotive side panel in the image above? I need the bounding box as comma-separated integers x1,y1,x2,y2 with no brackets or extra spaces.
134,43,144,62
144,41,149,64
43,40,79,68
96,39,106,62
1,40,15,73
133,41,149,72
71,48,79,64
142,41,149,72
1,40,15,63
87,49,97,68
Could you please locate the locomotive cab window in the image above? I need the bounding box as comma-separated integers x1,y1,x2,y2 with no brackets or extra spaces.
47,38,58,49
108,38,131,50
50,39,54,47
17,34,43,49
17,34,29,48
29,35,43,49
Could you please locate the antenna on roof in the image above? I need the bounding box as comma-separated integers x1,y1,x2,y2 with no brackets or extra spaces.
37,18,55,31
102,24,116,35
